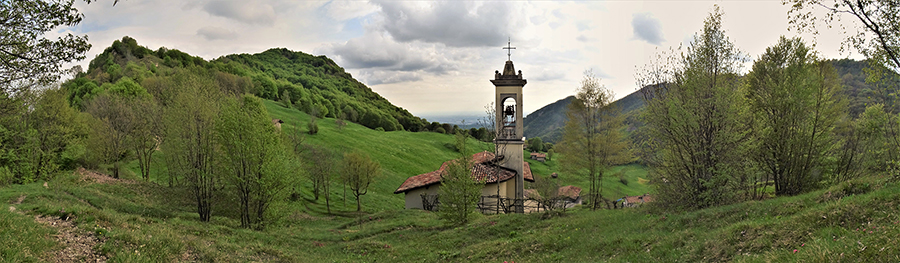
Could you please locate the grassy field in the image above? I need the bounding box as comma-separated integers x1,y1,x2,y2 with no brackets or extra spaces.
4,99,900,262
4,169,899,262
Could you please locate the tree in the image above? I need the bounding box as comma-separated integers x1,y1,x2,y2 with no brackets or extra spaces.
786,0,900,73
304,145,337,213
557,70,630,210
85,94,134,178
638,6,753,210
216,95,288,229
129,97,161,181
0,0,91,93
747,36,845,196
22,87,88,181
529,137,544,152
162,72,221,222
342,151,380,212
437,131,483,225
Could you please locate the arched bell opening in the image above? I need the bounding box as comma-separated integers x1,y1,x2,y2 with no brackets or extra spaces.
499,96,517,139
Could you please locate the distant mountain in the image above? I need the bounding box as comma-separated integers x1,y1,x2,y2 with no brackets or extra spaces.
523,87,646,144
523,59,899,144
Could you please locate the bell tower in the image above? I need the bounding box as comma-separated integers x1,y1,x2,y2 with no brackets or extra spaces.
491,40,526,213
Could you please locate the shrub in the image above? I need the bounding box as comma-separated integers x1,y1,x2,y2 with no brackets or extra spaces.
308,117,319,135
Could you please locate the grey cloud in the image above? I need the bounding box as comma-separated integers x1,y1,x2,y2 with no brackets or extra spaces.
631,13,664,45
358,70,423,85
203,1,276,26
197,26,237,40
576,35,593,42
576,20,592,31
371,0,525,47
322,32,457,75
532,69,566,81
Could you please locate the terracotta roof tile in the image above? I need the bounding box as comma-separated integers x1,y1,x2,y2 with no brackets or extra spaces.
557,185,582,199
394,151,536,194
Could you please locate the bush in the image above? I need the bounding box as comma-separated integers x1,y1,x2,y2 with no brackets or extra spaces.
308,117,319,135
375,127,385,132
0,166,12,186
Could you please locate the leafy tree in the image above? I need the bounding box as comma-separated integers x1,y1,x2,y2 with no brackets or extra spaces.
162,72,221,222
308,116,319,135
281,90,292,108
85,94,135,178
0,0,91,92
638,6,753,210
437,131,483,225
23,87,88,181
342,151,380,212
304,144,337,213
217,95,288,229
558,70,630,210
747,36,845,196
530,137,544,152
786,0,900,73
129,97,161,181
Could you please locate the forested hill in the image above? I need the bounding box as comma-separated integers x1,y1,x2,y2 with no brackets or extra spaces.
73,36,427,132
523,59,899,143
523,86,646,143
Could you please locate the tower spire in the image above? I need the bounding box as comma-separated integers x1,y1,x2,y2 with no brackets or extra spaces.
503,37,516,61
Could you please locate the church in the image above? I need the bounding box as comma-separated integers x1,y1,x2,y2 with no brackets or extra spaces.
394,44,534,213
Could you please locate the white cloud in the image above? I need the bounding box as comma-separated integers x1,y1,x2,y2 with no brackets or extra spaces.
203,1,276,26
197,26,237,40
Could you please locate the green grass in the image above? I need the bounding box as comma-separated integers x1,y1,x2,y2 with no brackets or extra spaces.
525,153,652,200
5,98,900,262
4,173,899,262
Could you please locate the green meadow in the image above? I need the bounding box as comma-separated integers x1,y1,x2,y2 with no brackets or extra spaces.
3,99,899,262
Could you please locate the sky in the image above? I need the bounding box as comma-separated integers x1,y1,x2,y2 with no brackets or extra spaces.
59,0,862,117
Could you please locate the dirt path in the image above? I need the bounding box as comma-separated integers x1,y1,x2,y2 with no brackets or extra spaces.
7,168,125,262
34,214,108,263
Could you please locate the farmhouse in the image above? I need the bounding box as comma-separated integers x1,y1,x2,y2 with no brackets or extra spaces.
530,152,546,162
620,193,653,208
393,151,535,210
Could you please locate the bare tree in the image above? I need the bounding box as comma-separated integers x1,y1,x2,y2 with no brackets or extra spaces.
342,151,380,212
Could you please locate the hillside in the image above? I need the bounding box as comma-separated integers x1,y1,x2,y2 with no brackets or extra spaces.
523,86,646,143
4,153,898,261
523,59,899,143
73,36,427,132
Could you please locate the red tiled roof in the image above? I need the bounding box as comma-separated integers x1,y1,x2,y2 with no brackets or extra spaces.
530,152,546,158
624,196,642,204
557,185,582,199
394,151,536,194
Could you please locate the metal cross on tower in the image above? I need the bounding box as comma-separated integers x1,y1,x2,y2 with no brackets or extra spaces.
503,38,515,61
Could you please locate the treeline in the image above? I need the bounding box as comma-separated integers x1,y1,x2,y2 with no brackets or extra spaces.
0,36,409,229
71,36,477,135
638,7,900,211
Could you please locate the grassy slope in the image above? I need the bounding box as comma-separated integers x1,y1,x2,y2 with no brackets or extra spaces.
5,99,899,262
4,169,899,262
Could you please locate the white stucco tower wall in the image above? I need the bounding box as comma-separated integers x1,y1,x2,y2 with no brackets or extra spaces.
491,59,527,213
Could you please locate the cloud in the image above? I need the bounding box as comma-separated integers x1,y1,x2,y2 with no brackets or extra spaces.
370,1,526,47
631,13,664,45
576,35,593,42
197,26,237,40
321,32,459,75
203,1,276,26
324,1,379,21
532,68,567,81
357,70,423,85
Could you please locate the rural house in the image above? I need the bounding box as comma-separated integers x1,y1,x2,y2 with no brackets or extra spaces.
530,152,546,162
393,151,535,210
620,193,653,208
